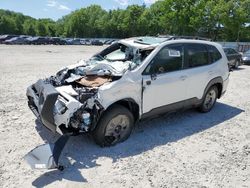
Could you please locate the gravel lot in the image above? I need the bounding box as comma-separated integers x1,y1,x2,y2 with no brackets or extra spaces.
0,45,250,188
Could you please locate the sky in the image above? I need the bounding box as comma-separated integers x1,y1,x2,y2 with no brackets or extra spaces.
0,0,157,20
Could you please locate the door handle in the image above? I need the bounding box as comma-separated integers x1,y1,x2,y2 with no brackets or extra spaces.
179,75,187,80
146,80,151,85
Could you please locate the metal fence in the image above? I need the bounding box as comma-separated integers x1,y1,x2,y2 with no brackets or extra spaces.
219,42,250,52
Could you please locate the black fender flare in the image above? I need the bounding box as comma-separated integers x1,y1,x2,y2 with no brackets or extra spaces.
202,77,223,100
90,98,140,132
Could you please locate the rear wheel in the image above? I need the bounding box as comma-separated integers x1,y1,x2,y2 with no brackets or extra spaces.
199,86,218,113
92,104,134,147
234,60,240,69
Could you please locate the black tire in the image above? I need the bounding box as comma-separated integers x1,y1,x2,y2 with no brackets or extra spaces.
198,86,218,113
234,60,240,69
92,104,134,147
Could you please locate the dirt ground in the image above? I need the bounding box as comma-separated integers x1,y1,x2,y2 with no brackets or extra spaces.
0,45,250,188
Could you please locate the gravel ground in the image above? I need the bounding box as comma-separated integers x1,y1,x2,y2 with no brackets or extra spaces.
0,45,250,188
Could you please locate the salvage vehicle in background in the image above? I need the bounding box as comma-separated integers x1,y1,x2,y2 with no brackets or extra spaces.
25,36,229,170
242,49,250,65
223,47,242,69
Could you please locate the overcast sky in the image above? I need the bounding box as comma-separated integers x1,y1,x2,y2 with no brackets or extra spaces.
0,0,157,20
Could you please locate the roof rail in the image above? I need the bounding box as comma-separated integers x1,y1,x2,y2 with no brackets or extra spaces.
166,35,212,41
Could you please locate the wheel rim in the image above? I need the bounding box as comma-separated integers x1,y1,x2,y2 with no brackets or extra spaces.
204,89,216,110
104,115,130,145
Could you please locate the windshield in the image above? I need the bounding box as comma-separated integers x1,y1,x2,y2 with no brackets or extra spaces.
91,42,153,70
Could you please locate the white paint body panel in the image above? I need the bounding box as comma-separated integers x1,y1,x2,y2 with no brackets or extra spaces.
96,39,229,117
142,71,188,113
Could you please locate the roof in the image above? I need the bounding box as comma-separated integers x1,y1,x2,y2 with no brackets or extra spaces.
119,36,171,50
118,36,212,50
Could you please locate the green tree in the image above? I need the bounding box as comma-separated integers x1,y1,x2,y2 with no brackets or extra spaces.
0,16,16,34
36,20,47,36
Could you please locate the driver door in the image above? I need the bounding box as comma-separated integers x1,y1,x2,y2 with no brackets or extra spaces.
142,44,189,114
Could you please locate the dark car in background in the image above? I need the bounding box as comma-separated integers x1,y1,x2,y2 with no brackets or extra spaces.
27,37,51,45
65,38,81,45
223,47,242,69
3,36,29,44
49,37,67,45
242,49,250,65
91,39,103,46
0,34,18,44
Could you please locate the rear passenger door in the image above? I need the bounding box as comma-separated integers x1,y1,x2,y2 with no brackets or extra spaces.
183,43,218,100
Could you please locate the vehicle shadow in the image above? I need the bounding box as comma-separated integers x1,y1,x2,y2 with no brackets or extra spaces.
32,102,244,187
232,67,245,71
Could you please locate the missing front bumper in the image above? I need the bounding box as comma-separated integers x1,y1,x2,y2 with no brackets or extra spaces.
24,135,70,170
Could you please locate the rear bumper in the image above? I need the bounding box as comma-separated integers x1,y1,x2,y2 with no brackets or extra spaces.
27,79,59,133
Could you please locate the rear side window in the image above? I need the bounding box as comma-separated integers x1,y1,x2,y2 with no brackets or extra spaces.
207,45,222,63
186,44,209,68
229,48,237,54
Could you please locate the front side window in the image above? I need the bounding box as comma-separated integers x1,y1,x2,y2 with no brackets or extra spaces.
186,44,209,68
144,44,183,75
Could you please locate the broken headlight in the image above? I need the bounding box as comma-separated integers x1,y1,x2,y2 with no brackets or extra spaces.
54,96,67,115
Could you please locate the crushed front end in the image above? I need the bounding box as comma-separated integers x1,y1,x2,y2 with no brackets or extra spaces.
25,41,150,170
26,76,104,135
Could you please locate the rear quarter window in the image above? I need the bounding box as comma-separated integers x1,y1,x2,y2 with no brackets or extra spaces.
208,45,222,63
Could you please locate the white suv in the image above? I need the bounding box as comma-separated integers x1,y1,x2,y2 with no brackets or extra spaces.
27,36,229,147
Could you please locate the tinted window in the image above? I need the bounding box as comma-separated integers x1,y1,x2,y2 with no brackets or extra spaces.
229,48,237,54
145,44,183,74
223,48,229,54
207,45,222,63
186,44,209,68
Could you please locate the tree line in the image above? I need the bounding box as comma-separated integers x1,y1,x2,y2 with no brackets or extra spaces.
0,0,250,41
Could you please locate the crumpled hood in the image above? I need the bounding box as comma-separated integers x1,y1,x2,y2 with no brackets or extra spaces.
66,59,131,76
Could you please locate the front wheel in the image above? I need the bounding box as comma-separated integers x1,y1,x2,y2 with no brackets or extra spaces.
198,86,218,113
92,105,134,147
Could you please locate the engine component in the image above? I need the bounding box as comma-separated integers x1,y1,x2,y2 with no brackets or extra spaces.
82,112,91,126
70,108,92,131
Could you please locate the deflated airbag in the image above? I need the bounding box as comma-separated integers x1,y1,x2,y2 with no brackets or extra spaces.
77,76,112,87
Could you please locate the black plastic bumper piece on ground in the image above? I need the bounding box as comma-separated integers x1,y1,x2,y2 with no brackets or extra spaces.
53,134,71,170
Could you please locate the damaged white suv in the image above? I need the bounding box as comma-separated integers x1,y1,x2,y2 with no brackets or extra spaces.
27,36,229,147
